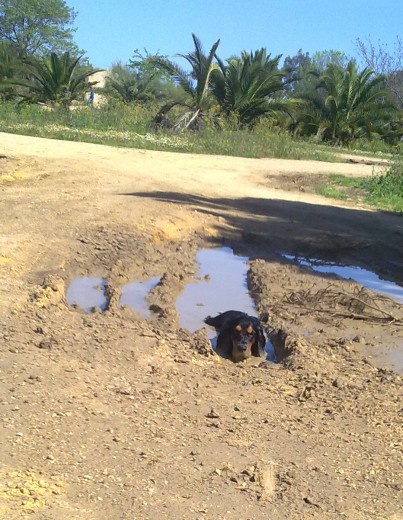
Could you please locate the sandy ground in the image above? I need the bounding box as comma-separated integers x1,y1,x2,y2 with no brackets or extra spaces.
0,132,402,520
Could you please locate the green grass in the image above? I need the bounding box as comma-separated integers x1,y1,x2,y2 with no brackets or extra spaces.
317,166,403,212
1,101,401,211
316,186,348,200
181,127,337,160
316,174,364,200
327,174,364,188
346,137,402,156
360,161,403,212
0,102,336,161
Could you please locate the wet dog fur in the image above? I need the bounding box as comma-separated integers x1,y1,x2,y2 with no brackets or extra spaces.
204,310,266,361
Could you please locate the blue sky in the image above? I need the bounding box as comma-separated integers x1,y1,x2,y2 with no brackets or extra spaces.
67,0,402,69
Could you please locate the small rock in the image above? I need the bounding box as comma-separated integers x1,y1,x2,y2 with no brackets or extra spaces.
37,337,57,350
206,408,219,419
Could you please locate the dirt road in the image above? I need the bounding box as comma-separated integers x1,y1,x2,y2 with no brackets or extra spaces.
0,133,402,519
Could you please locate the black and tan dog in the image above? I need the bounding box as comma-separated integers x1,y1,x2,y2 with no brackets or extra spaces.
204,310,266,361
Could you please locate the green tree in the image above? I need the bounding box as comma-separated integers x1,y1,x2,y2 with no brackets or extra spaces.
152,33,220,130
355,37,403,144
129,48,168,78
356,36,403,109
0,39,21,99
103,62,158,104
286,50,351,101
129,48,185,104
298,61,392,144
311,50,351,71
282,49,311,95
211,48,290,127
10,51,101,108
0,0,77,57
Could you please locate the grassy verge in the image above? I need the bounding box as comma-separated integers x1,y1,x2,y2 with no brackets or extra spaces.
360,161,403,212
316,174,363,200
316,165,403,212
345,137,402,156
0,103,337,161
1,102,400,210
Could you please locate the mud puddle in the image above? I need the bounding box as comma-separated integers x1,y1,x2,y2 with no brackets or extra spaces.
176,247,275,360
284,254,403,304
67,275,161,316
66,277,108,312
285,254,403,373
120,276,161,317
363,345,403,375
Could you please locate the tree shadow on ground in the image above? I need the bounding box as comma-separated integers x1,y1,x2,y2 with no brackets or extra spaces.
122,191,403,286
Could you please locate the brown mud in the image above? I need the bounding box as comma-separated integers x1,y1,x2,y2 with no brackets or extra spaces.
0,133,402,519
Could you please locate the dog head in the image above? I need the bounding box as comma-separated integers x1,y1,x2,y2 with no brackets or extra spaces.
229,318,258,361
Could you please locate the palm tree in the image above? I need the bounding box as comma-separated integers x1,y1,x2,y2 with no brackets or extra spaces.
299,61,392,143
211,49,291,127
0,41,21,100
103,62,157,104
152,33,220,130
10,52,101,108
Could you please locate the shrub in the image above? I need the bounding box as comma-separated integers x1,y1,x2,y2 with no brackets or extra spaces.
361,160,403,211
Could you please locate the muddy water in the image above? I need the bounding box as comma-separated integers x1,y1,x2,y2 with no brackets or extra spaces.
176,247,255,335
66,277,108,312
284,255,403,304
364,345,403,375
120,276,161,317
285,254,403,373
176,247,275,360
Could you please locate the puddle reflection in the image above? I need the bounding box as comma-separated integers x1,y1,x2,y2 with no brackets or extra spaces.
66,277,108,313
285,254,403,373
284,255,403,304
365,347,403,375
176,247,255,335
120,276,161,317
176,247,274,360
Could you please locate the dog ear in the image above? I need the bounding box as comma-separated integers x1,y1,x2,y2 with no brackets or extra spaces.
215,331,233,359
204,315,215,327
252,324,267,357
